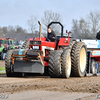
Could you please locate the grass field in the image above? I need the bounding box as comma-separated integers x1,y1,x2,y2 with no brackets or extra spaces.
0,67,5,74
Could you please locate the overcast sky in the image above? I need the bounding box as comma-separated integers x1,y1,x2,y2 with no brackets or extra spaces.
0,0,100,32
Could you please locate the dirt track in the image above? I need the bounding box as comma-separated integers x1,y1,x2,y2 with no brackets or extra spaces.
0,61,100,94
0,60,5,67
1,60,100,99
0,75,100,94
6,90,96,100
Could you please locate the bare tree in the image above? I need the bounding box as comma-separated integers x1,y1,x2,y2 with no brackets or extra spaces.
79,18,91,38
0,27,4,37
27,16,37,34
41,10,63,34
71,19,79,38
71,10,100,39
88,11,100,38
15,25,27,34
2,27,8,34
71,18,91,39
7,25,15,33
0,27,8,36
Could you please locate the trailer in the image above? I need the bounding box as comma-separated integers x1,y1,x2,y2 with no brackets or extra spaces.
77,39,100,75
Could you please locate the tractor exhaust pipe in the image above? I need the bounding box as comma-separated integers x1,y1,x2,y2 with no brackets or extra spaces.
38,21,42,41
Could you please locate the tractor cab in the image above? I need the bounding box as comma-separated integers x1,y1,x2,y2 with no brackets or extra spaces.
28,22,72,65
47,22,72,49
30,22,72,50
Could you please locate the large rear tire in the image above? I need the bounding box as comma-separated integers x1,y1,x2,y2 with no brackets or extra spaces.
5,50,13,77
1,52,3,60
69,41,76,49
48,51,56,78
53,50,63,77
61,49,71,78
49,50,63,78
5,50,22,77
71,42,87,77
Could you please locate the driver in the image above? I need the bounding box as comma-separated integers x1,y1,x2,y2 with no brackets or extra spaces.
47,27,56,42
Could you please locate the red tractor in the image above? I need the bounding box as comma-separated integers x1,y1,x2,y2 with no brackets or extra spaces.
5,22,87,78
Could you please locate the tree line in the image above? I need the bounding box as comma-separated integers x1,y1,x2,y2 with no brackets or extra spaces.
72,11,100,39
27,10,100,39
0,25,27,37
0,10,100,39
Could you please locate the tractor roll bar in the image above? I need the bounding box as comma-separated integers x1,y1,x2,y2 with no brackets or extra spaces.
48,22,64,37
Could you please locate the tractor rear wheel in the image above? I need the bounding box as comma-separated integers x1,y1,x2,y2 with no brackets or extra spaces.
5,50,13,77
90,59,97,75
5,50,22,77
71,42,87,77
61,49,71,78
53,50,63,77
1,52,3,60
69,41,76,49
48,51,56,78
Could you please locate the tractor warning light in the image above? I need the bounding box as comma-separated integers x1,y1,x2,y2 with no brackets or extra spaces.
65,38,68,43
65,30,69,43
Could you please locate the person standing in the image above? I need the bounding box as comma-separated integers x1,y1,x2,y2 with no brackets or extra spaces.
3,45,7,60
96,31,100,39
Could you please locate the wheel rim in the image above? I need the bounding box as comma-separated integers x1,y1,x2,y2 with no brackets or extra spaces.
92,61,95,73
80,47,86,73
92,61,96,74
67,53,71,76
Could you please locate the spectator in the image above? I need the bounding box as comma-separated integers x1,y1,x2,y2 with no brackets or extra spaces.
3,45,7,60
96,31,100,39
